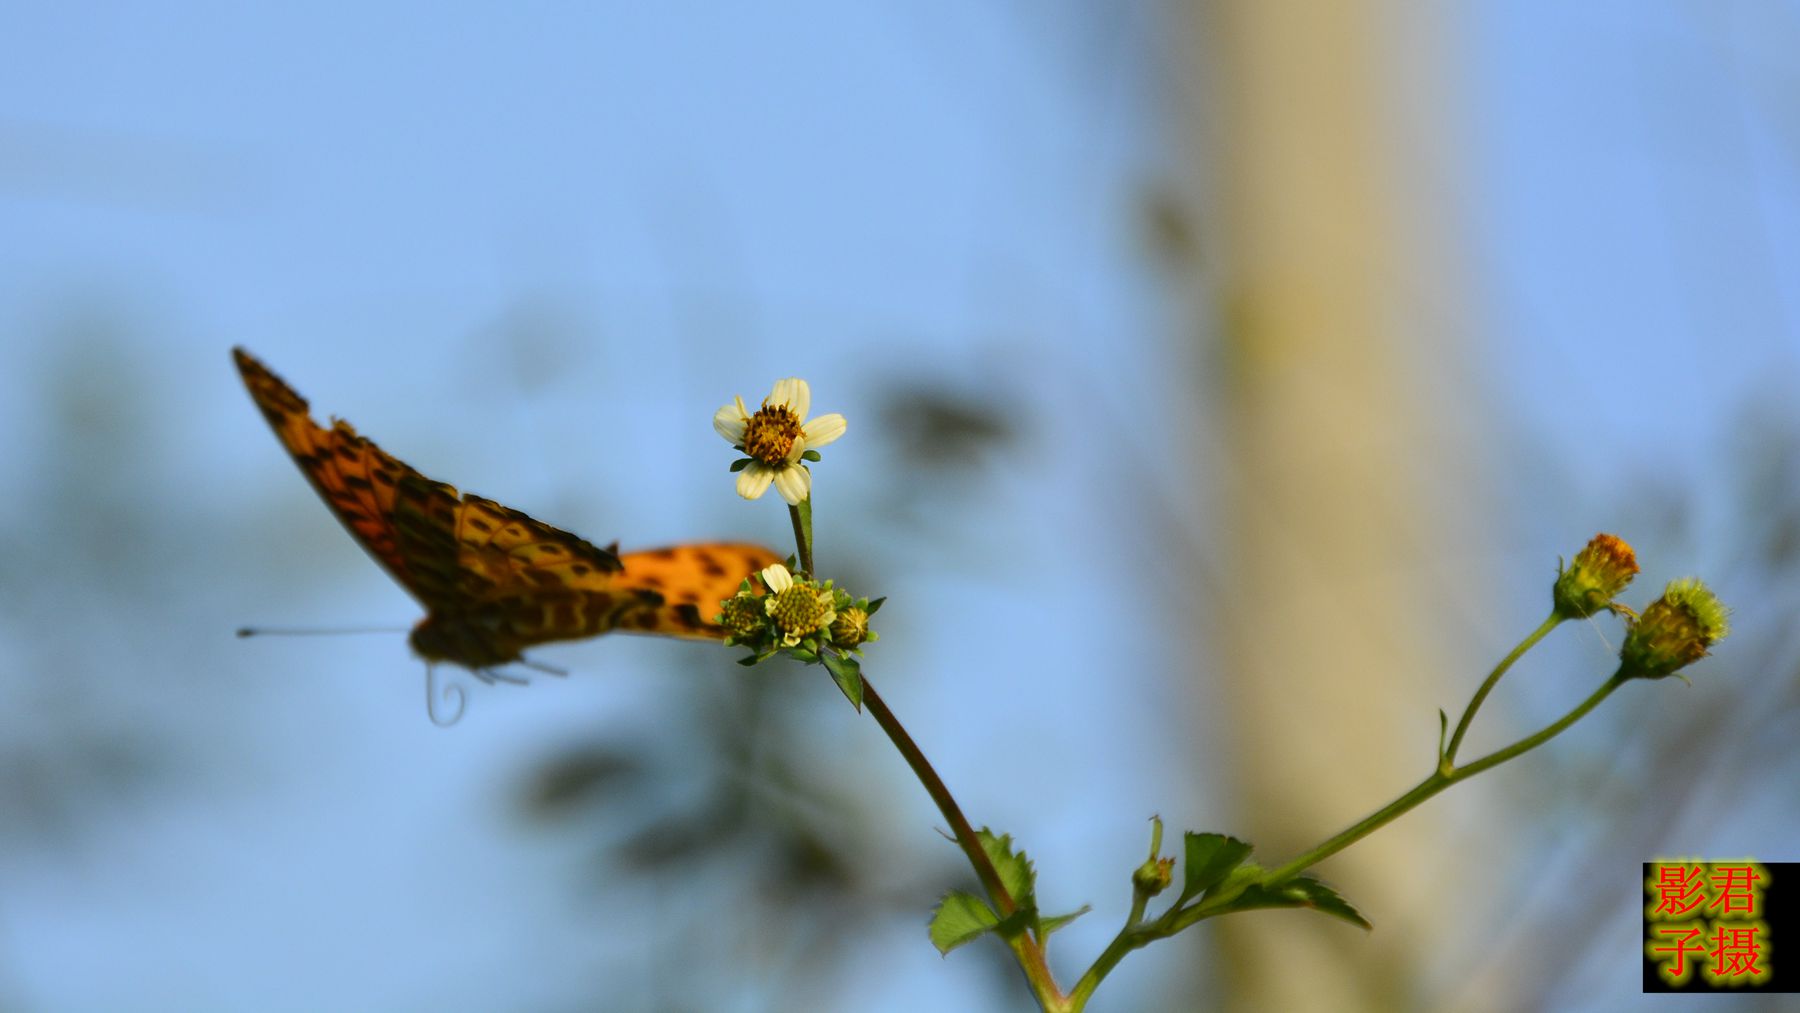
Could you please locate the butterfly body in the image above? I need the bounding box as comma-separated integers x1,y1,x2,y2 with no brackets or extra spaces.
234,347,779,671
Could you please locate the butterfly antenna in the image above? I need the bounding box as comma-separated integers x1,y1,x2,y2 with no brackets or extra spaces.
426,665,467,727
236,625,408,638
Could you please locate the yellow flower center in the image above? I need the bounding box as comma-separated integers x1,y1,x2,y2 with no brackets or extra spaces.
743,402,803,466
767,585,832,641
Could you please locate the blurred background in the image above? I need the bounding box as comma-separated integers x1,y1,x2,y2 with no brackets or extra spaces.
2,3,1797,1010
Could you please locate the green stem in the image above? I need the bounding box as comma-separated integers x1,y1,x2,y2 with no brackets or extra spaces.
1444,613,1562,765
784,491,1064,1007
1068,820,1168,1009
1446,668,1627,781
1089,632,1631,1009
1068,927,1147,1008
862,677,1067,1008
1254,668,1629,892
788,499,814,576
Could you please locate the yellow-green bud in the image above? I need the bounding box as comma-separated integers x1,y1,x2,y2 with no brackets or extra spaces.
1554,533,1639,618
1133,856,1176,897
717,593,766,640
829,606,870,649
1620,578,1730,679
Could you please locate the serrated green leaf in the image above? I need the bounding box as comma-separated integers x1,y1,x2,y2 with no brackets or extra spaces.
929,891,999,954
1180,833,1253,902
1039,905,1092,938
729,458,751,472
976,830,1038,910
821,651,863,711
1216,876,1372,930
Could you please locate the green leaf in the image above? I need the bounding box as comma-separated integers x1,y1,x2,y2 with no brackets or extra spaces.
736,655,761,667
989,905,1037,941
1216,876,1373,931
1038,905,1092,938
729,458,751,473
865,596,886,615
928,891,999,954
801,449,823,462
977,829,1038,911
821,651,863,711
1180,832,1253,903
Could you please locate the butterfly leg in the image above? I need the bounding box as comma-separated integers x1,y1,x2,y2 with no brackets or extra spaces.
474,667,532,687
519,657,568,678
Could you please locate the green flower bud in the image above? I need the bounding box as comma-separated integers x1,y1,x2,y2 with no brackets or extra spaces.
1133,856,1176,897
829,605,870,649
1620,578,1730,680
1554,533,1639,618
717,593,767,641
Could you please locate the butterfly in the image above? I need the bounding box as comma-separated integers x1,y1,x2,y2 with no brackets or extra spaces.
234,348,780,698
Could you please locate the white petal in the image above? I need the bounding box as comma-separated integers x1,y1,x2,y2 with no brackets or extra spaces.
801,413,846,449
736,463,775,500
772,464,812,505
713,401,748,443
760,563,792,593
769,377,810,420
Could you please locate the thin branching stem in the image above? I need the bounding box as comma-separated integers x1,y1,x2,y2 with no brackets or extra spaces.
1256,667,1629,891
1068,668,1632,1009
1445,613,1562,764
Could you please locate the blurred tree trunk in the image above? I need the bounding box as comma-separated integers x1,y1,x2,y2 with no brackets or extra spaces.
1167,3,1493,1009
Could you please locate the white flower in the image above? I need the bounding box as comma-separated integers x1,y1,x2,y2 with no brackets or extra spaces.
713,378,846,505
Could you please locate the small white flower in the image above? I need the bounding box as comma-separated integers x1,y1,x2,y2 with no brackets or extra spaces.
714,378,847,505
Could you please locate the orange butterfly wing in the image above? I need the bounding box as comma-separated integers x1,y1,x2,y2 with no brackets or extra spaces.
234,348,777,669
608,544,785,639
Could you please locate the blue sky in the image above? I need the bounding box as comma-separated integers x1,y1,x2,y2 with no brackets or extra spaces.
2,3,1796,1010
